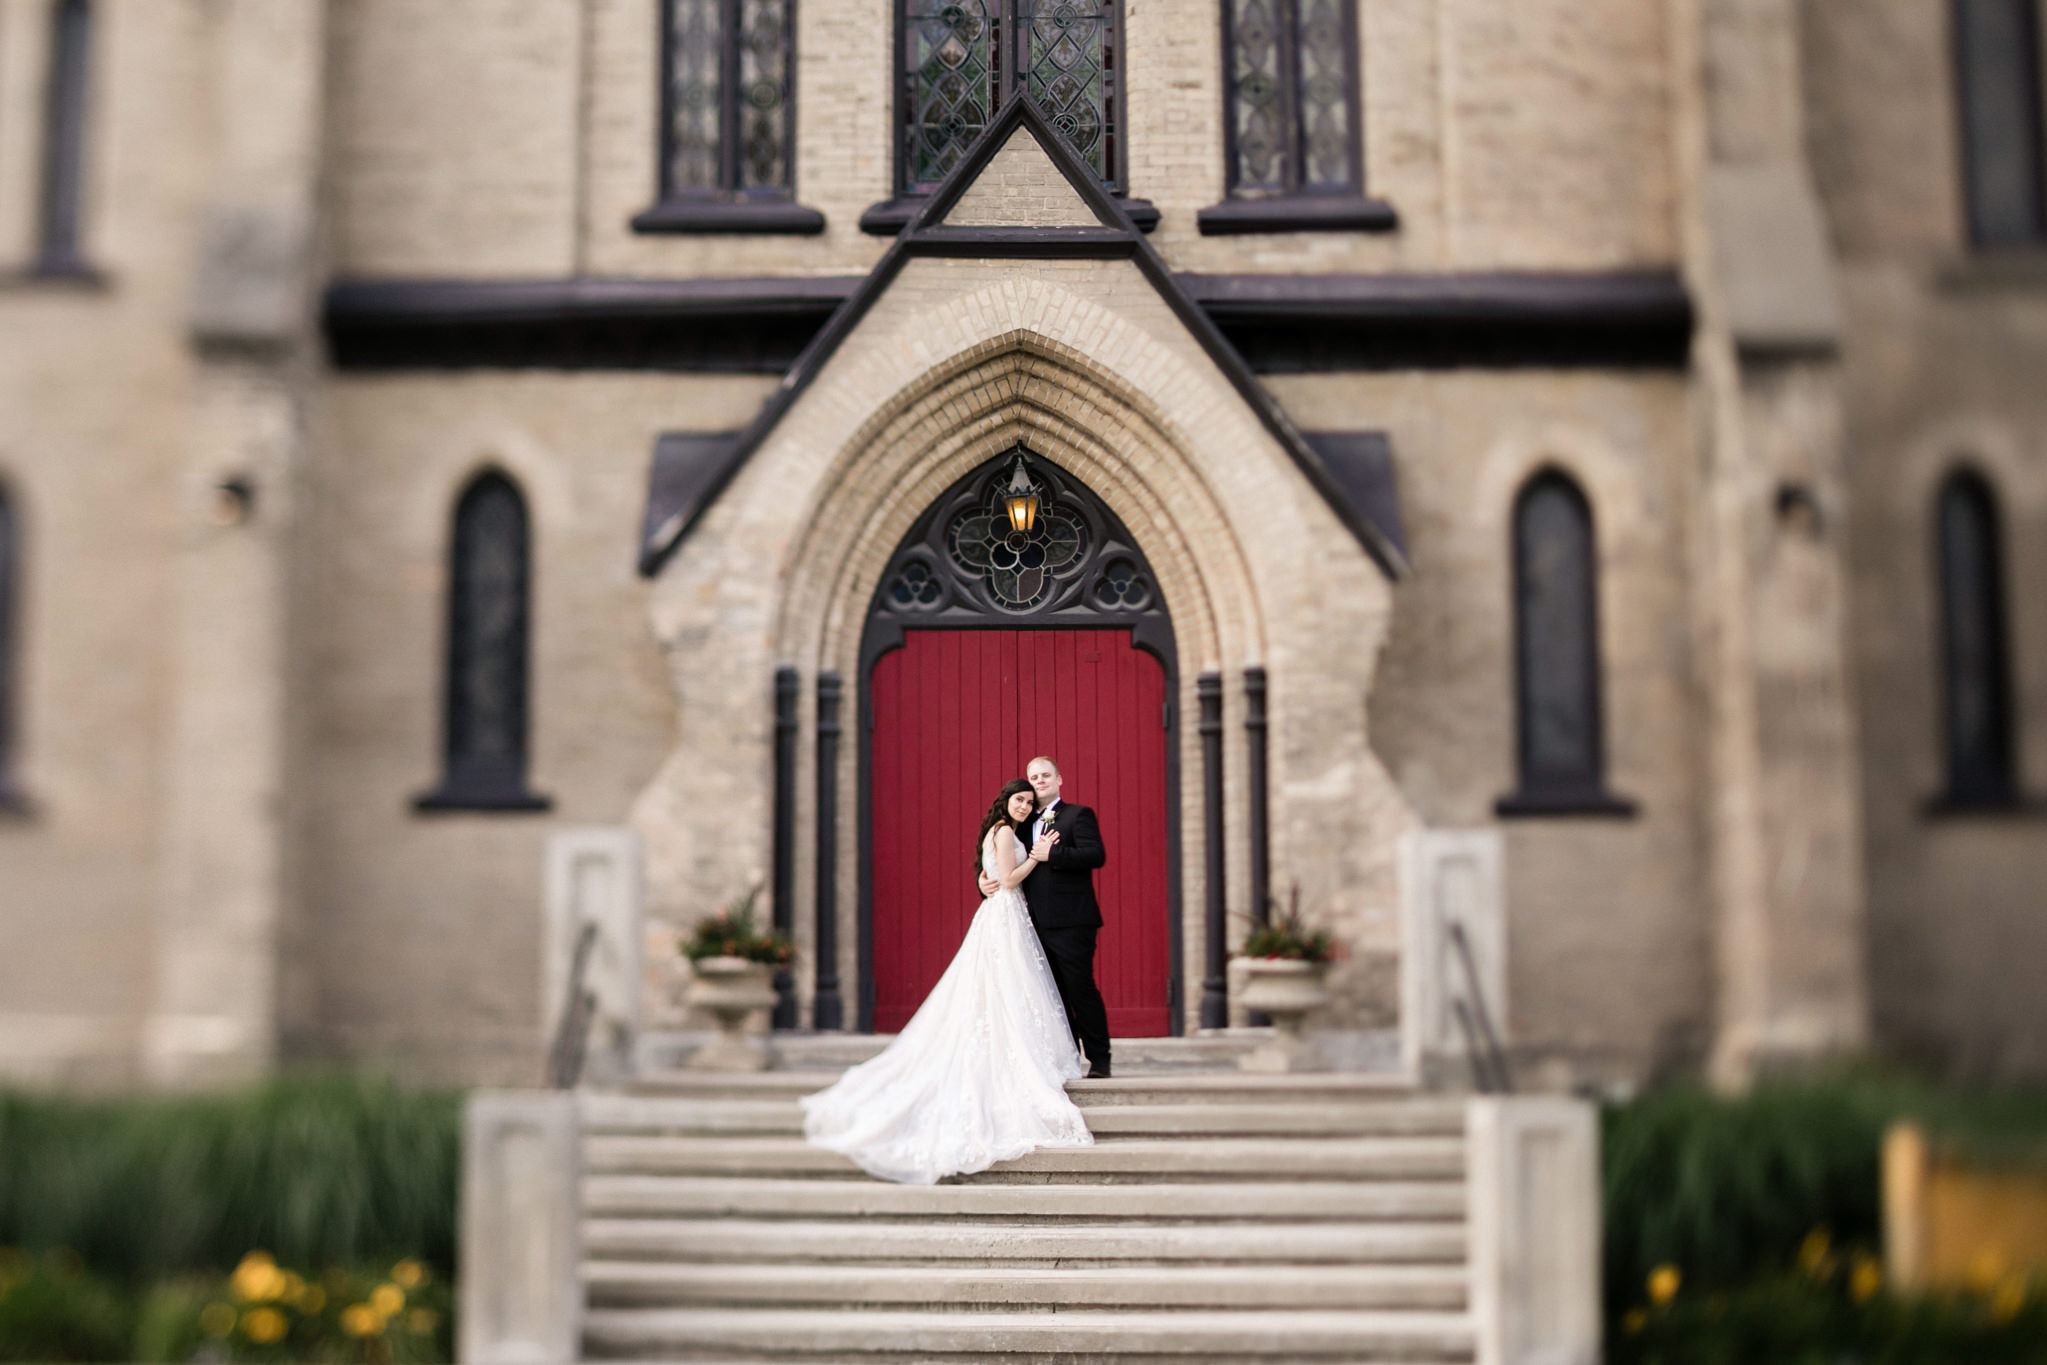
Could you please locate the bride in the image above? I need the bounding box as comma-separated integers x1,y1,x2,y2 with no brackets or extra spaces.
800,778,1095,1184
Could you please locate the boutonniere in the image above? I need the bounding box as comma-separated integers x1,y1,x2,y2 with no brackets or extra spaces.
1041,810,1057,828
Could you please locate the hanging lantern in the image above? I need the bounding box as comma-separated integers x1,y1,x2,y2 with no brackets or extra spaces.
1002,452,1040,535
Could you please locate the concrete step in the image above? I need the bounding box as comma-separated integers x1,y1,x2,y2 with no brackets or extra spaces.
582,1261,1470,1312
578,1095,1464,1139
580,1306,1476,1361
634,1032,1315,1078
581,1217,1467,1265
580,1175,1466,1222
583,1135,1465,1182
617,1071,1423,1104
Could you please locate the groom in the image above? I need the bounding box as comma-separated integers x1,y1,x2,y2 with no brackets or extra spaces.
982,755,1112,1078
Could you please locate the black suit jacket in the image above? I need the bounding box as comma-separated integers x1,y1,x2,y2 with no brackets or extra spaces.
1019,801,1107,930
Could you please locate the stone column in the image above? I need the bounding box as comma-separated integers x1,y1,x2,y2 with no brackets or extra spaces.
144,0,324,1086
460,1092,580,1365
1467,1097,1602,1365
1673,0,1870,1085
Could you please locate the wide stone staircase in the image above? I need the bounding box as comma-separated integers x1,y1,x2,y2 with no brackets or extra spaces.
572,1059,1479,1363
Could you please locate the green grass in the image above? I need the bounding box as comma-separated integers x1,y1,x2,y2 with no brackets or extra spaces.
0,1074,459,1284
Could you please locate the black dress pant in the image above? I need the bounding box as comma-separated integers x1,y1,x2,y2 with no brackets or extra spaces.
1035,923,1111,1072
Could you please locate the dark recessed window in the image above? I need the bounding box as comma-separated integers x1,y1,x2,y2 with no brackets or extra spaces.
897,0,1124,194
1934,469,2018,806
36,0,94,275
1954,0,2047,247
0,486,23,810
1223,0,1358,198
1497,470,1634,818
416,473,549,813
634,0,823,233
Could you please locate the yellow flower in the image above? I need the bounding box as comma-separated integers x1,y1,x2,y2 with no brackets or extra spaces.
1647,1264,1681,1306
199,1302,238,1338
1991,1276,2027,1325
340,1303,383,1337
1970,1248,2010,1295
1622,1308,1648,1334
370,1282,405,1316
391,1259,428,1289
240,1306,289,1344
407,1307,440,1335
1798,1228,1833,1278
231,1250,286,1303
1849,1255,1884,1304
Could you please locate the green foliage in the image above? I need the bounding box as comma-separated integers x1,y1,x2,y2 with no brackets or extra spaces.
1234,891,1337,963
1604,1068,2047,1363
1611,1262,2047,1365
1603,1068,2047,1309
0,1251,453,1364
681,887,795,965
0,1249,133,1363
0,1075,459,1284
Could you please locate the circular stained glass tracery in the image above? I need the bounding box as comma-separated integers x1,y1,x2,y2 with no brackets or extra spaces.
946,487,1087,611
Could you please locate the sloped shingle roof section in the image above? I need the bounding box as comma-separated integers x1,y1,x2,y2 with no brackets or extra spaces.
638,92,1408,580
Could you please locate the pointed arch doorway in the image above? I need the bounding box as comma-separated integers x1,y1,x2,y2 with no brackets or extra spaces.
858,449,1182,1036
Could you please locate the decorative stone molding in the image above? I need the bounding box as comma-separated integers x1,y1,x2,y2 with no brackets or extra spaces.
1467,1097,1602,1365
1400,829,1507,1081
543,829,644,1084
459,1092,579,1365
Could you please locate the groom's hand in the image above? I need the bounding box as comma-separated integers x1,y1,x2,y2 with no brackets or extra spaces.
977,872,1000,897
1031,831,1059,861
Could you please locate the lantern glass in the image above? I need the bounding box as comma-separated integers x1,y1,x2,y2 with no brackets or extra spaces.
1006,492,1039,534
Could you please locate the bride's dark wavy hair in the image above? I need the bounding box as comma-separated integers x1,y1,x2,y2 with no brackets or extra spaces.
973,778,1036,873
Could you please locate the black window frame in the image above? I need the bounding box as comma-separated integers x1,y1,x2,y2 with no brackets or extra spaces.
415,471,551,814
0,482,27,815
632,0,825,235
1197,0,1395,235
1930,467,2024,811
1952,0,2047,248
1496,468,1636,819
861,0,1158,234
34,0,98,277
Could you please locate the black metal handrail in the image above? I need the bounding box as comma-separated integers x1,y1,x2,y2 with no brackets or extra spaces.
1447,920,1512,1094
547,922,599,1090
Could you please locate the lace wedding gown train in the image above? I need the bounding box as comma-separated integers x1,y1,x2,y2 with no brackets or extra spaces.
799,835,1094,1184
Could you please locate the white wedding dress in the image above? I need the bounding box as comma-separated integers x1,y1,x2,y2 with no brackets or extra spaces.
799,830,1094,1184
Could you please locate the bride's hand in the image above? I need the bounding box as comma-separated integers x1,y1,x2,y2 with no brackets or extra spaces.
1031,830,1059,861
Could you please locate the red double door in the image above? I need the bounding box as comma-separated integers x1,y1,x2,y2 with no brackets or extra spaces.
869,629,1173,1036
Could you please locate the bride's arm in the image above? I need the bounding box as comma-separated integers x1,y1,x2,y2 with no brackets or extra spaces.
993,825,1038,890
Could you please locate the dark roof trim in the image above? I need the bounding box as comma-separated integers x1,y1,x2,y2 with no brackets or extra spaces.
638,432,750,575
1182,269,1694,371
637,92,1410,581
1301,433,1406,564
323,270,1694,373
324,275,861,372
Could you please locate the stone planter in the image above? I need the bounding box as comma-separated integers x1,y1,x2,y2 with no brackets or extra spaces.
1236,957,1332,1073
685,956,778,1071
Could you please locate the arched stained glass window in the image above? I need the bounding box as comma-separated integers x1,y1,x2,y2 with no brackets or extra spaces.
1498,471,1632,816
0,486,23,809
1954,0,2047,247
417,473,548,811
1935,469,2018,806
36,0,94,275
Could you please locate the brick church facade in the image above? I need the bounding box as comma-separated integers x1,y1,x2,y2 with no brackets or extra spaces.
1,0,2043,1089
